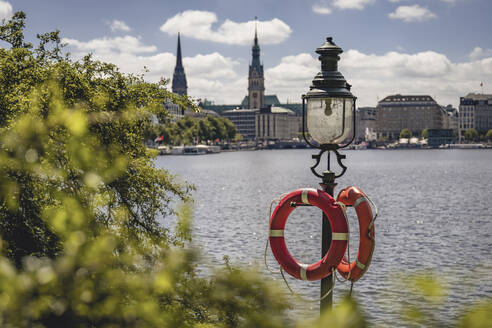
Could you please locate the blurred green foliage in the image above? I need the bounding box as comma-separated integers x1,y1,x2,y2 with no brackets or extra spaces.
0,11,197,266
0,11,490,328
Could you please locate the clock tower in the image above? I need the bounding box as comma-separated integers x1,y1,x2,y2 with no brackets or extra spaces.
248,21,265,109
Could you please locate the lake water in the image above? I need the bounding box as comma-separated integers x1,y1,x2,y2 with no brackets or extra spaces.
156,149,492,325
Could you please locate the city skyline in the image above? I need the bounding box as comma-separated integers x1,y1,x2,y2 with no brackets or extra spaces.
5,0,492,108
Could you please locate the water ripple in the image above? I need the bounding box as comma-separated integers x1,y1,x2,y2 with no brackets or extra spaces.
157,149,492,324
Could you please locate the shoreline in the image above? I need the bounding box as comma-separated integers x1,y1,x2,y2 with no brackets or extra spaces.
152,143,492,156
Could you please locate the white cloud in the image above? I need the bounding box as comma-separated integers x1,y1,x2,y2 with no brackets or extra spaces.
109,19,131,32
264,49,492,108
265,54,318,96
389,0,454,3
389,5,437,22
63,35,242,104
469,47,492,60
0,1,12,21
184,53,239,79
160,10,292,45
333,0,375,10
312,1,332,14
61,33,492,108
62,36,157,55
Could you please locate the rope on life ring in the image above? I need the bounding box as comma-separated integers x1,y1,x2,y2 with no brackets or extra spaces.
268,188,349,281
336,186,376,282
264,194,337,302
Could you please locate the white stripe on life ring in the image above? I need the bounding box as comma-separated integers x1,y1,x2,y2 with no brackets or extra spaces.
269,229,284,237
301,188,317,204
299,263,308,280
332,232,349,241
356,259,366,270
354,197,368,208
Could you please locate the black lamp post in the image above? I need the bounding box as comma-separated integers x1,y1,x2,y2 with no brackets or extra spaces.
301,37,356,313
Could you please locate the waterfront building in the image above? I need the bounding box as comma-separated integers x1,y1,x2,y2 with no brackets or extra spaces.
376,94,446,139
255,106,301,140
247,24,265,109
459,93,492,140
442,104,459,133
221,108,259,140
187,108,219,118
355,107,376,142
164,101,184,122
199,100,239,114
172,33,187,96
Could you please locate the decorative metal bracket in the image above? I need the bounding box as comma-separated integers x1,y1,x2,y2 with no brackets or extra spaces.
310,148,347,179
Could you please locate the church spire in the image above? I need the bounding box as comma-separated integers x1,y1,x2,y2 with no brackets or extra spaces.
247,17,264,109
172,33,187,96
254,16,258,46
250,17,261,74
176,32,183,67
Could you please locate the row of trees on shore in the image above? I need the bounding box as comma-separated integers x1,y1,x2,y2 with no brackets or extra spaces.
147,115,240,146
0,11,489,327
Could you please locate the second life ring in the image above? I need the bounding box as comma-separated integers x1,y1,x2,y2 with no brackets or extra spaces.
269,188,349,281
336,186,375,282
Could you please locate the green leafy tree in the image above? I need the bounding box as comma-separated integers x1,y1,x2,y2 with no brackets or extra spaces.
421,128,428,139
234,133,243,142
197,118,213,142
223,118,237,141
0,12,195,265
207,116,226,140
485,129,492,142
0,11,32,49
464,128,479,142
400,128,412,139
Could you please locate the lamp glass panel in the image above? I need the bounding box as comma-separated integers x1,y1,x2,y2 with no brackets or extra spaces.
306,97,354,144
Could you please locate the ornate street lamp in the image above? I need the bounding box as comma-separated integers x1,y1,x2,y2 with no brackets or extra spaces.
301,37,356,312
302,37,356,152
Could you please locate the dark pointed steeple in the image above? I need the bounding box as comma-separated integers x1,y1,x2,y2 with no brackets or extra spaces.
247,17,264,109
172,33,188,96
250,17,262,75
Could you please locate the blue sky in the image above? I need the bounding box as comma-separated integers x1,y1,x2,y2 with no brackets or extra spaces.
4,0,492,107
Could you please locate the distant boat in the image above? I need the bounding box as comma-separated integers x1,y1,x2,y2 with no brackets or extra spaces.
168,145,221,155
183,146,207,155
196,144,221,154
443,143,485,149
170,146,184,155
157,145,171,155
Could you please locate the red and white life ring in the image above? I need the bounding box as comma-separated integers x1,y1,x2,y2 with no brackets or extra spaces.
336,186,375,282
269,188,349,281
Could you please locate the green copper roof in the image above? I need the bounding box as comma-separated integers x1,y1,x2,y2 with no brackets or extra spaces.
241,95,280,108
